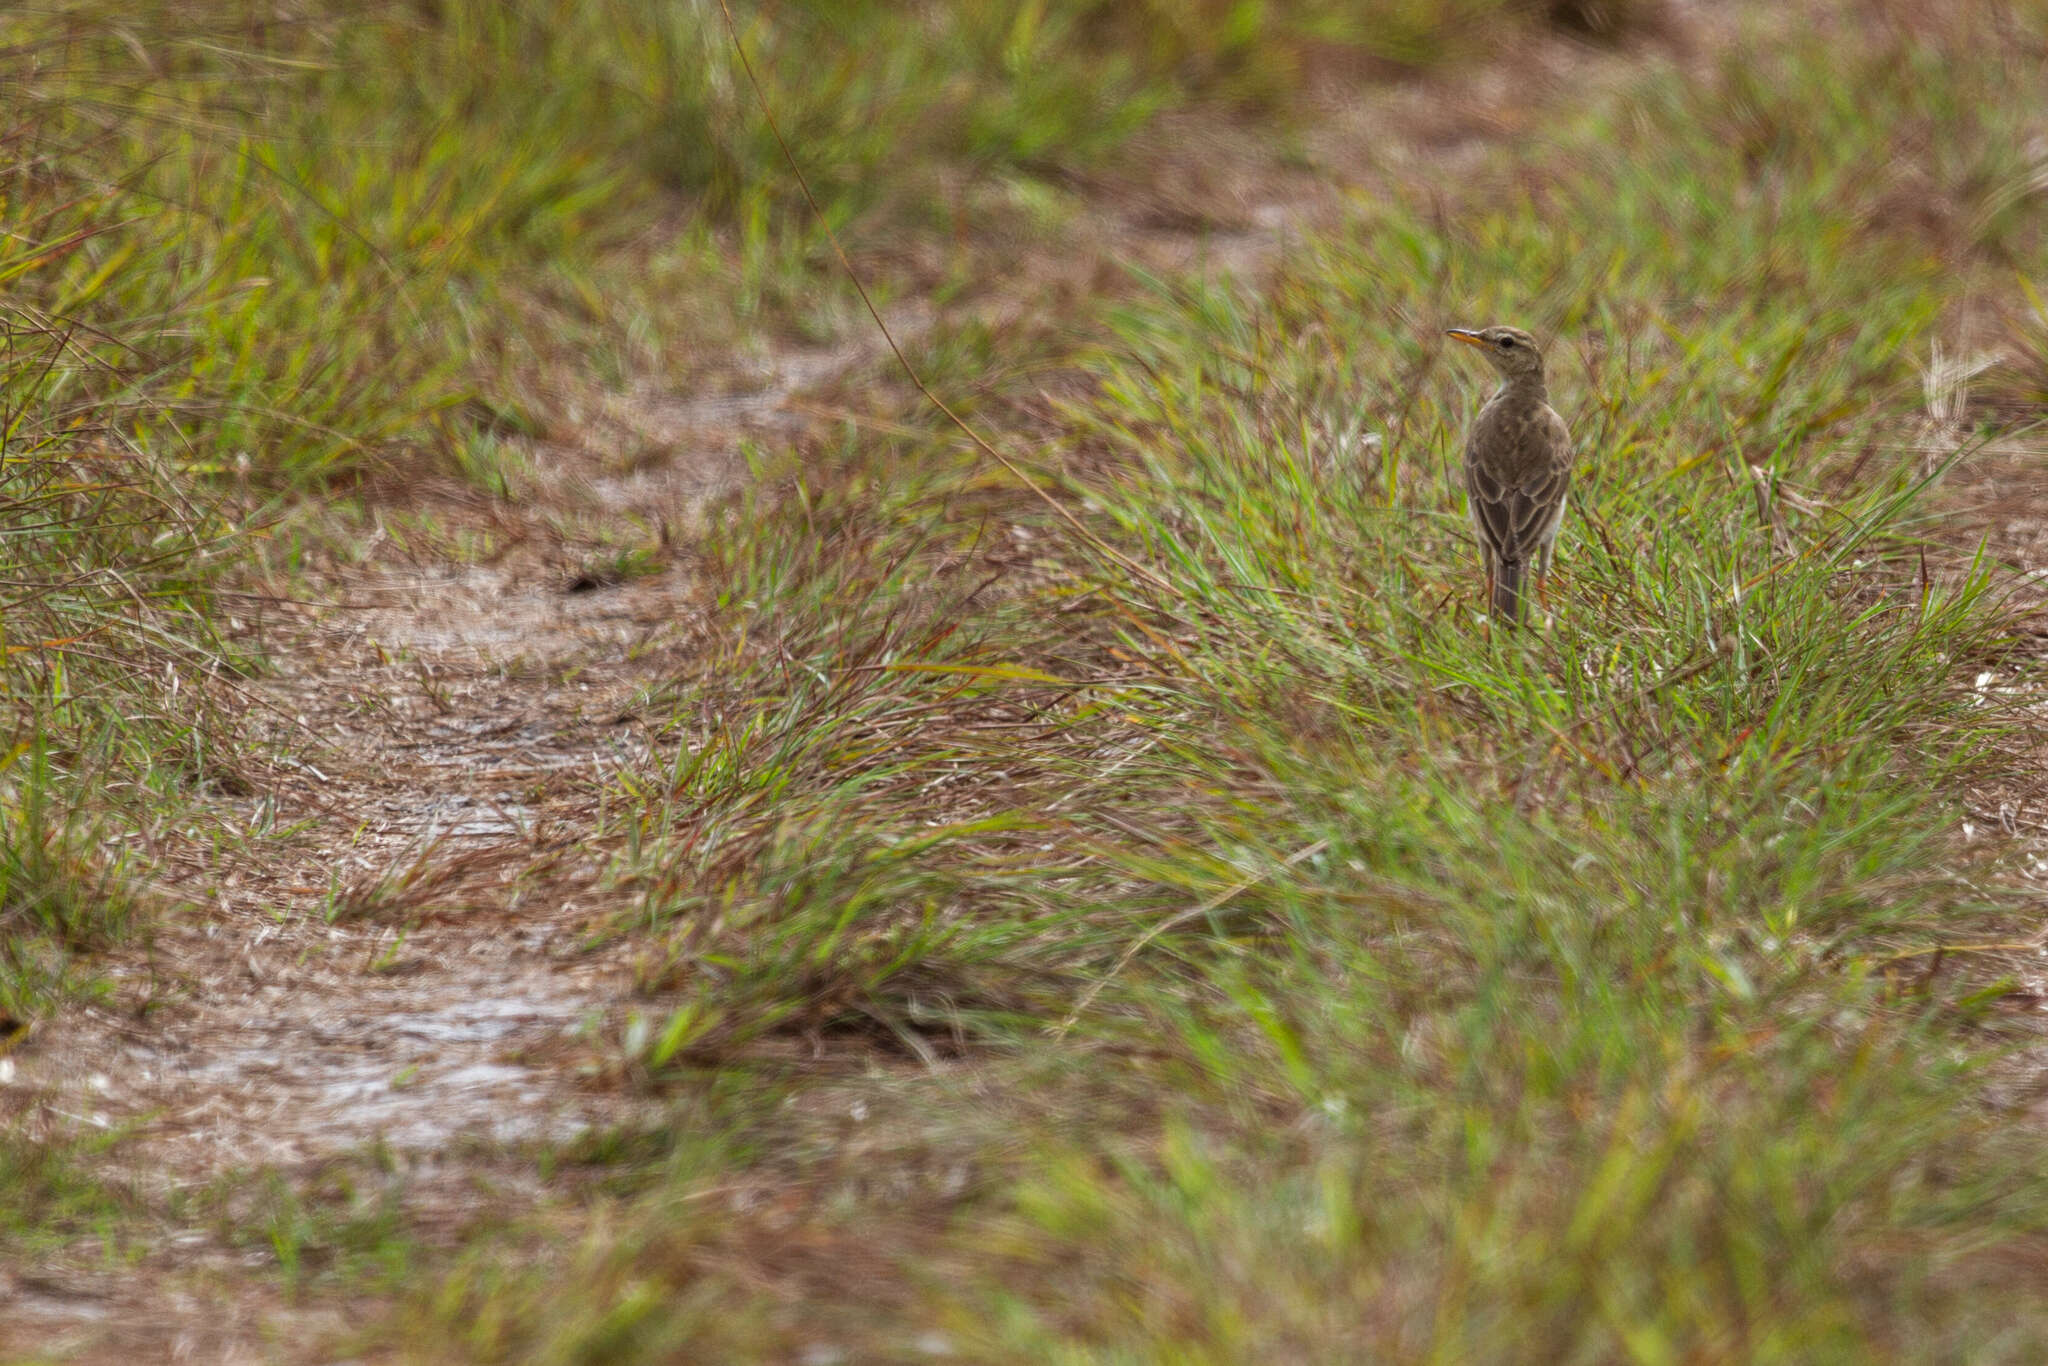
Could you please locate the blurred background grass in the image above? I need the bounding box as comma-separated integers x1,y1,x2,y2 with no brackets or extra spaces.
0,0,1663,485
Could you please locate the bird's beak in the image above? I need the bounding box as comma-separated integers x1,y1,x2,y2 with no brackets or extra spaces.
1445,329,1488,349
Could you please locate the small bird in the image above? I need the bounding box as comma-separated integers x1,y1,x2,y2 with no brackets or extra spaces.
1446,325,1573,626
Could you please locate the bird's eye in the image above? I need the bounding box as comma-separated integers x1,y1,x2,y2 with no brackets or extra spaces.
1499,337,1517,348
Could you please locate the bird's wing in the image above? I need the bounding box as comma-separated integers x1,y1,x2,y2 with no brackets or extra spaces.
1466,410,1572,564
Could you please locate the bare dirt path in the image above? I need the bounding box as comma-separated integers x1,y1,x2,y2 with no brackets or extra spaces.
0,374,783,1358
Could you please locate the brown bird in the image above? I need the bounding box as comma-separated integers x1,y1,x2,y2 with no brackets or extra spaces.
1447,325,1572,626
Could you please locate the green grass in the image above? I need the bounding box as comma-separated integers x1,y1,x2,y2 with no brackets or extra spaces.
0,1123,141,1261
0,221,231,1017
0,749,150,1019
368,4,2048,1361
216,1163,417,1297
7,0,2048,1358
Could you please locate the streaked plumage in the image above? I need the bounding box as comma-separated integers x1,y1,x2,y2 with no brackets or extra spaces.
1447,325,1572,626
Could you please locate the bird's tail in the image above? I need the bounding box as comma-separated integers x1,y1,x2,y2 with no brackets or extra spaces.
1492,559,1524,625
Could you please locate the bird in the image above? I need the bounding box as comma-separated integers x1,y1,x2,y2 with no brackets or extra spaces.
1446,325,1573,626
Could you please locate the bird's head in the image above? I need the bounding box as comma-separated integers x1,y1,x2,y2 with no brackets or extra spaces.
1446,325,1544,380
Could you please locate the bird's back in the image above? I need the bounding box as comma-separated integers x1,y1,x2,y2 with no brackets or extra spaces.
1463,383,1572,588
1465,386,1570,488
